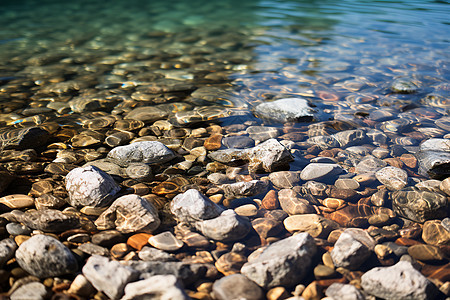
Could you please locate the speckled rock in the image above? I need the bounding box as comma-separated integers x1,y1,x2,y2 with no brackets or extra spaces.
11,209,79,233
221,180,269,198
213,274,264,300
95,194,160,233
10,282,48,300
122,275,189,300
375,166,408,190
107,141,176,167
65,165,120,208
15,234,78,278
195,209,251,242
241,232,317,289
82,255,139,300
0,238,17,267
242,138,294,173
325,283,365,300
361,261,438,300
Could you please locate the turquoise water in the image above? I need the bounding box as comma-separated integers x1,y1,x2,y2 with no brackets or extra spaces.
0,0,449,125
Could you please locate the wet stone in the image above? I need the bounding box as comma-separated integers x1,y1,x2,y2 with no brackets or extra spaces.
334,178,360,190
262,189,279,210
253,97,315,123
307,135,340,149
222,135,255,149
127,233,152,251
195,209,251,242
422,219,450,246
213,274,264,300
107,141,176,167
246,126,279,142
375,166,408,190
0,126,50,150
35,194,66,210
284,214,338,239
221,180,269,198
6,223,31,236
215,252,247,275
278,189,315,215
148,231,184,251
251,217,283,240
355,156,387,174
300,163,344,183
417,150,450,180
105,131,134,147
204,134,223,151
16,234,78,278
408,244,445,261
243,138,294,173
125,163,152,181
269,171,302,189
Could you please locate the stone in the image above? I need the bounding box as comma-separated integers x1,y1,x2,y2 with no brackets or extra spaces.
407,244,445,261
330,228,375,270
10,282,48,300
125,163,152,182
0,238,17,267
122,275,190,300
246,126,279,142
67,274,96,298
127,233,152,250
204,134,222,151
361,261,438,300
6,223,31,235
267,287,290,300
78,243,109,256
92,230,126,247
375,166,408,190
195,210,251,242
417,150,450,180
107,141,176,167
269,171,302,188
221,180,269,198
284,214,339,238
65,165,120,208
254,98,315,123
334,178,360,190
241,232,317,289
148,231,184,251
307,135,340,149
325,283,364,300
262,190,279,209
11,209,79,233
213,274,264,300
0,126,50,150
215,252,247,275
235,204,258,217
422,220,450,246
0,194,34,209
222,135,255,148
170,189,224,223
441,177,450,196
95,194,160,234
243,139,294,173
391,188,448,223
314,264,336,279
334,129,367,148
82,255,139,300
252,218,283,240
278,189,315,215
355,156,387,174
138,246,176,262
124,106,169,122
300,163,344,182
15,234,78,278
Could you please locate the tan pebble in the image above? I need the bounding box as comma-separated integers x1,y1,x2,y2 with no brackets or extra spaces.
327,228,345,244
123,251,138,261
322,252,335,269
195,281,213,293
110,243,131,259
0,194,34,209
209,194,223,204
422,219,450,246
190,146,207,157
322,198,346,210
368,213,390,227
14,235,30,246
267,286,290,300
67,274,95,297
374,244,392,258
293,284,305,296
234,204,258,217
314,264,336,279
440,281,450,296
80,206,108,216
302,281,323,300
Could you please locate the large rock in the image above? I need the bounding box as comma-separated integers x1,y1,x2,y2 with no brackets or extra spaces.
241,232,317,289
11,209,80,233
107,141,175,167
65,165,120,208
15,235,78,278
330,228,375,270
122,275,189,300
0,238,17,268
213,274,264,300
361,261,438,300
82,255,139,300
417,150,450,180
253,98,315,123
170,189,224,223
300,163,344,182
391,188,448,223
0,126,50,150
375,166,408,190
243,139,294,173
10,282,48,300
221,180,269,198
95,194,160,233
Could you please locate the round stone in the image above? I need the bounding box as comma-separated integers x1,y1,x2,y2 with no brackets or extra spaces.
375,166,408,190
300,163,344,182
314,264,336,279
334,178,360,190
422,220,450,246
148,231,183,251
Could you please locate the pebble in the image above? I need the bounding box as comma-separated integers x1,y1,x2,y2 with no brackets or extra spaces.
334,178,360,190
10,281,48,300
148,231,184,251
15,234,78,278
234,204,258,217
407,244,445,261
107,141,176,167
138,246,176,262
243,138,294,173
300,163,344,182
375,166,408,190
284,214,338,238
241,232,317,289
122,275,190,300
361,261,438,300
0,194,34,209
212,274,264,300
67,274,96,298
78,242,110,256
253,97,315,123
278,189,315,215
215,252,247,275
325,283,364,300
262,190,279,209
246,126,279,142
221,180,269,198
422,219,450,246
6,223,32,236
269,171,302,188
0,238,17,267
222,135,255,148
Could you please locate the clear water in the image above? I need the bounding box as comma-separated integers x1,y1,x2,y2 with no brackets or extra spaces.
0,0,449,127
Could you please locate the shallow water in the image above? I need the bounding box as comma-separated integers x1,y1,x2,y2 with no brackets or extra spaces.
0,0,450,126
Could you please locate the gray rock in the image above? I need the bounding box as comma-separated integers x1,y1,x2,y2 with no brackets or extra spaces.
278,189,315,215
417,150,450,180
300,163,344,182
195,209,251,242
375,166,408,190
207,148,243,164
242,138,294,173
10,282,48,300
269,171,302,188
307,135,340,150
123,106,169,123
122,275,189,300
391,188,448,223
138,246,176,262
419,138,450,152
222,135,255,149
246,126,280,142
334,129,367,148
82,255,139,300
366,129,388,146
221,180,269,198
0,238,17,267
78,243,110,256
83,159,126,177
330,228,375,270
213,274,264,300
207,173,232,185
325,283,365,300
65,165,120,208
170,189,224,223
355,156,387,174
123,261,203,286
125,163,153,181
15,235,78,278
95,194,160,234
11,209,79,233
253,97,315,123
361,261,438,300
241,232,317,289
107,141,175,167
6,223,32,235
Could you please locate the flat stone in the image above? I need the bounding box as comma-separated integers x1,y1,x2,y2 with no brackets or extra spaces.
148,231,183,252
0,194,34,209
254,97,315,123
307,135,340,149
6,223,31,236
107,141,176,167
215,252,247,275
361,261,438,300
325,283,364,300
0,238,17,267
269,171,302,188
11,209,79,233
375,166,408,190
222,135,255,148
246,126,279,143
408,244,445,261
262,190,279,210
95,194,160,234
300,163,344,182
127,233,152,251
82,255,139,300
334,129,367,148
123,106,169,123
0,126,50,150
221,180,269,198
278,189,315,215
67,274,96,298
440,177,450,196
284,214,339,238
78,243,109,256
213,274,264,300
391,188,448,223
422,220,450,246
138,246,176,262
122,275,190,300
65,165,120,208
330,228,375,270
334,178,360,190
204,134,223,151
241,232,317,289
10,282,48,300
92,230,126,248
234,204,258,217
15,234,78,278
355,156,387,174
251,217,283,240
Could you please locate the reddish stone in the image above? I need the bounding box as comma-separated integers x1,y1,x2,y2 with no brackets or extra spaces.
127,233,152,250
383,157,404,169
400,153,418,169
315,277,348,288
262,190,279,210
204,134,223,151
395,237,422,246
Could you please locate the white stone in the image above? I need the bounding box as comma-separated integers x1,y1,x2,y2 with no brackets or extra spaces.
121,275,189,300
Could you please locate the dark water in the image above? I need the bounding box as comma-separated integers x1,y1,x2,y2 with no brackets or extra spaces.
0,0,449,128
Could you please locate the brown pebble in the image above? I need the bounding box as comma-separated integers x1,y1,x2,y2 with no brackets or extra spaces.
408,244,445,261
127,233,152,250
400,153,418,169
368,213,390,227
262,190,279,210
302,281,323,300
267,286,290,300
0,194,34,209
204,134,222,151
215,252,247,275
383,157,404,169
399,226,422,239
422,220,450,246
314,264,336,279
110,243,131,259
